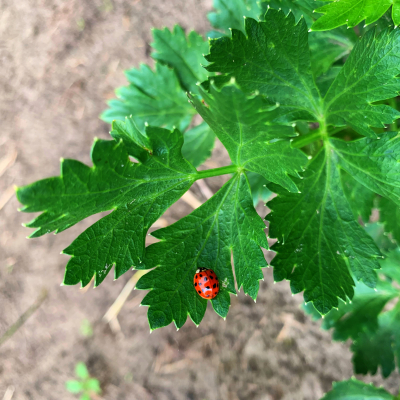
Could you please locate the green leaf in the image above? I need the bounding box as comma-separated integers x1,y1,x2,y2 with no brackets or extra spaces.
247,172,272,206
268,148,381,315
261,2,356,77
305,258,400,378
321,280,398,341
311,0,400,31
206,12,400,136
80,395,91,400
189,83,307,192
17,119,196,287
208,0,261,34
330,133,400,205
85,378,101,394
309,28,356,77
352,304,400,377
261,0,325,26
66,380,83,394
321,379,393,400
151,25,211,93
365,222,398,253
136,173,269,330
181,122,216,167
316,67,342,97
101,63,194,131
379,196,400,243
341,171,375,223
80,319,93,337
323,29,400,137
380,248,400,284
75,362,89,380
205,9,321,122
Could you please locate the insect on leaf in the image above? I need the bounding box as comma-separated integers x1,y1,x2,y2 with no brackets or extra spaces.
136,174,269,330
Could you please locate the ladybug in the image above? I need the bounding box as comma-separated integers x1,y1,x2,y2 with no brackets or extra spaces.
193,267,219,299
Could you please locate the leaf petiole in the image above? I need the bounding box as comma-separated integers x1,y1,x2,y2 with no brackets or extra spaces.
194,165,239,180
291,130,324,148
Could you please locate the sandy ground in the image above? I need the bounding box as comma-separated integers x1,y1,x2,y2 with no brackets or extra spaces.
0,0,399,399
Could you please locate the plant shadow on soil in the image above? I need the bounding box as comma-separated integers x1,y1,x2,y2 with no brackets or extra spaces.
0,0,399,399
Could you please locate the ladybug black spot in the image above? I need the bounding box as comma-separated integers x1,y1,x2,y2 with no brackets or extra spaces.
206,286,210,289
210,275,214,279
200,274,203,277
213,283,216,288
198,290,201,294
194,283,197,286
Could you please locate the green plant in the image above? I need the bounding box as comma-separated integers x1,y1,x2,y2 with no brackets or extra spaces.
66,362,101,400
16,0,400,397
80,319,93,337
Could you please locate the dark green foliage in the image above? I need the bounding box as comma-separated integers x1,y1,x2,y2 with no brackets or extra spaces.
18,0,400,348
268,149,381,315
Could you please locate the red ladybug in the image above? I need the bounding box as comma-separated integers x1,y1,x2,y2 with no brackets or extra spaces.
193,267,219,299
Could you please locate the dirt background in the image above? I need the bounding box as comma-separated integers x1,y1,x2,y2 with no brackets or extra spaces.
0,0,399,399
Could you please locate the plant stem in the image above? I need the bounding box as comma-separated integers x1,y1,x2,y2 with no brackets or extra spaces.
291,130,323,148
194,165,238,180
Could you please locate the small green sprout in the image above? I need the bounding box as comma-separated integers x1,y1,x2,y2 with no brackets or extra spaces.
66,362,101,400
80,319,93,337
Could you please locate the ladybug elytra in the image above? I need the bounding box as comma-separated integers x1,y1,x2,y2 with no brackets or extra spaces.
193,267,219,299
